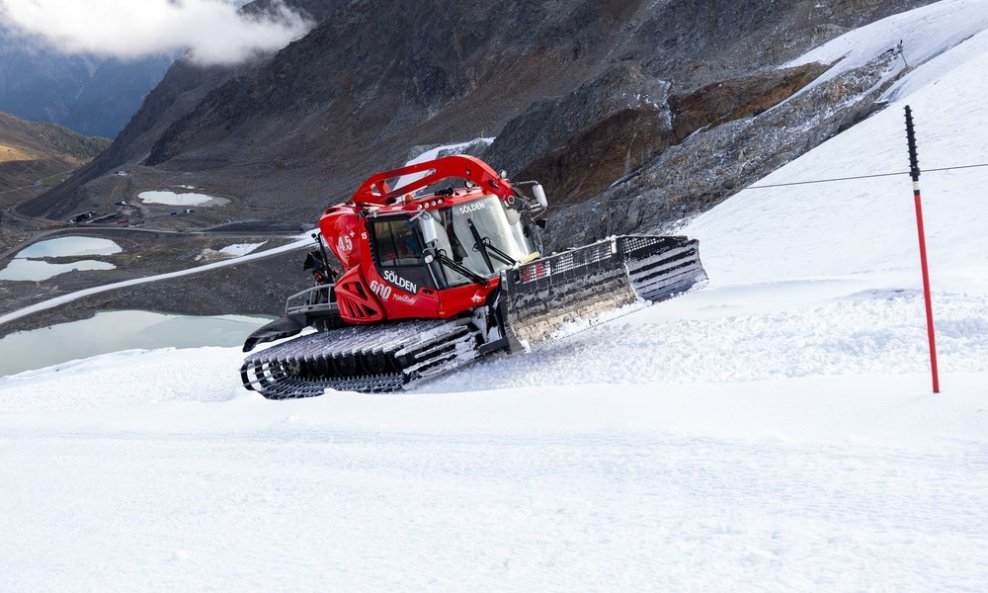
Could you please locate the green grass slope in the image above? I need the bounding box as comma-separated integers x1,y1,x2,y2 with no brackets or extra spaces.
0,111,110,201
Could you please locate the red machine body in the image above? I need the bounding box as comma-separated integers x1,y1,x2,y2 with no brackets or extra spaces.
317,154,538,325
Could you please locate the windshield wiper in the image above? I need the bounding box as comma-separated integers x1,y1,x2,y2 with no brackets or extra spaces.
466,218,516,271
427,249,489,285
467,218,495,273
480,237,517,266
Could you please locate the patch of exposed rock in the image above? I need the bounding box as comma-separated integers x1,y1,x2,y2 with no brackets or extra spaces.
668,63,830,141
547,49,904,250
485,64,674,207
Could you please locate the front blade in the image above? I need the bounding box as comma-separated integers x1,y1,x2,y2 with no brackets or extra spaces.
496,235,706,352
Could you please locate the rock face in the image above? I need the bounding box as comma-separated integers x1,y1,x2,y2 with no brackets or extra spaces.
668,64,830,141
548,49,903,250
33,0,934,226
7,0,941,323
485,64,675,207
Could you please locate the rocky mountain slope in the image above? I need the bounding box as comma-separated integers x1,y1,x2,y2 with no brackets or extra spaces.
1,0,943,330
26,0,935,235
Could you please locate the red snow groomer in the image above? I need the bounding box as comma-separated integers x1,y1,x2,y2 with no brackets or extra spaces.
241,155,706,397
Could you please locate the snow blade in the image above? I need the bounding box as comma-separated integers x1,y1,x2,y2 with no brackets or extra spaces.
496,235,706,352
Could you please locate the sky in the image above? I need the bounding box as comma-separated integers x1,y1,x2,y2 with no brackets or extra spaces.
0,0,313,65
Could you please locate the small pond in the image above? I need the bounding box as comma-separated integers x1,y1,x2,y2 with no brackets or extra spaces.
0,311,270,377
0,236,122,282
18,236,122,258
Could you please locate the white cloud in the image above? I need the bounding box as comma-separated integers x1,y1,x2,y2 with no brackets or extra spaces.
0,0,313,65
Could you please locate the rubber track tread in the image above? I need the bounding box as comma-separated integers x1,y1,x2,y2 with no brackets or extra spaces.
241,319,482,398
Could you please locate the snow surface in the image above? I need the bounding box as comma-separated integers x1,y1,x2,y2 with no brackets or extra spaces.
218,241,266,257
138,190,227,206
2,3,988,591
194,241,268,261
785,0,988,100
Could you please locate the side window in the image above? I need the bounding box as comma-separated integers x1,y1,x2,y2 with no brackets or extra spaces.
374,219,424,266
372,218,434,291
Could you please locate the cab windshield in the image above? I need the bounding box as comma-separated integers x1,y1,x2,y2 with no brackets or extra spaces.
432,195,538,286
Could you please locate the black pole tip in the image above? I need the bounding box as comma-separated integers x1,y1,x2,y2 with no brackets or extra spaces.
905,106,920,181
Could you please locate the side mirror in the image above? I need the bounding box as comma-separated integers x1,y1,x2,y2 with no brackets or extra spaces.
531,183,548,210
418,211,439,247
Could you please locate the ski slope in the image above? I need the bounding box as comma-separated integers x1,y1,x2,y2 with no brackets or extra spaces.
2,2,987,591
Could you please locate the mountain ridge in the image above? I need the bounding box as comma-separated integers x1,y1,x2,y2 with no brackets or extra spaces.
26,0,935,237
0,0,944,329
0,111,109,200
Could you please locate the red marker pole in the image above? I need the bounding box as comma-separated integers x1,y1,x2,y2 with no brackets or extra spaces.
905,106,940,393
